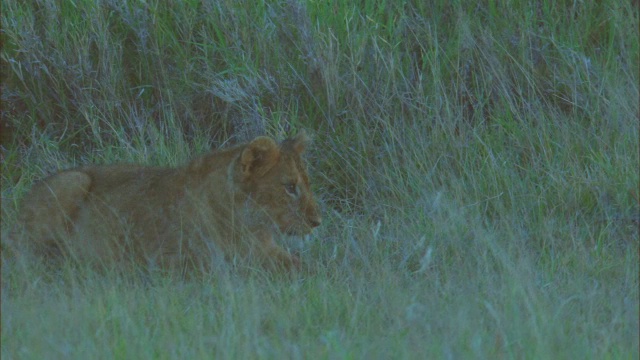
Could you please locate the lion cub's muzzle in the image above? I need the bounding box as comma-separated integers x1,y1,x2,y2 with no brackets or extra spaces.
305,203,322,229
283,207,321,236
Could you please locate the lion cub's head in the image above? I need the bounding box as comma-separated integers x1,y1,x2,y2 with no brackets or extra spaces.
236,132,322,236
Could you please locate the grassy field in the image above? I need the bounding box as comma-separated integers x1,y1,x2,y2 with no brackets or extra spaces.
1,0,638,358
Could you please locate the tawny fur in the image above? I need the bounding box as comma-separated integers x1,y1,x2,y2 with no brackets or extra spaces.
13,132,321,271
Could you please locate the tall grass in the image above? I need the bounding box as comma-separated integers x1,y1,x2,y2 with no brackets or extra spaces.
2,0,638,358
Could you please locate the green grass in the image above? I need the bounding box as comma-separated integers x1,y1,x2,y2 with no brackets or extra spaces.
2,0,638,358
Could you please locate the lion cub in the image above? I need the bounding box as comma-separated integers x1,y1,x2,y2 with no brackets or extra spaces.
13,132,321,271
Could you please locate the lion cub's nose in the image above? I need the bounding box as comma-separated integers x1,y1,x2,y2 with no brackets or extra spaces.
308,216,322,228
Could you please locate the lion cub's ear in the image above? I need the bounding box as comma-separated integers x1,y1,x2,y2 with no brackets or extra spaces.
241,136,280,178
291,130,311,153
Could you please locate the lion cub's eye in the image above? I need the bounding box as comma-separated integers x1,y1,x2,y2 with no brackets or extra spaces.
284,183,298,196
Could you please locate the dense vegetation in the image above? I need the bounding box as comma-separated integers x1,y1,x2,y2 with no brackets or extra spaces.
2,0,638,358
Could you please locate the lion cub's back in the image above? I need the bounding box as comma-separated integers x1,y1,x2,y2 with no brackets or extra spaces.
15,164,182,258
76,164,181,207
22,164,178,213
16,170,92,254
